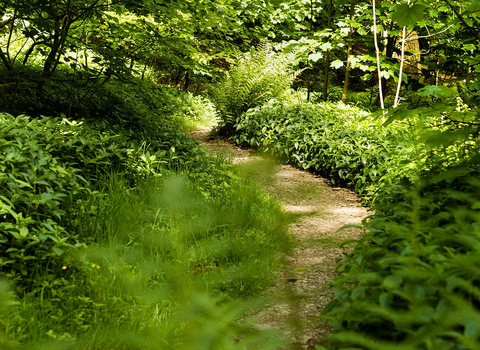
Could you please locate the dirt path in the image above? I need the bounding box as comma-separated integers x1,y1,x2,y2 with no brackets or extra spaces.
189,128,369,349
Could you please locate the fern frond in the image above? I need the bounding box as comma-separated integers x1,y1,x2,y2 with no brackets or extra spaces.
209,41,299,134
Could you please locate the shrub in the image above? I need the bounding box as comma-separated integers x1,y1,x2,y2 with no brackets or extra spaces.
0,74,295,349
322,167,480,350
2,172,293,349
0,111,212,289
233,100,410,204
0,114,86,288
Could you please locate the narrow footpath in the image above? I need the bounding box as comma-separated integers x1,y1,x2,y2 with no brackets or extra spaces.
189,128,369,349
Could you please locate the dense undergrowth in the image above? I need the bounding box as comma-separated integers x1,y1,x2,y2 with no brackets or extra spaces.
234,99,414,204
0,74,293,349
230,90,480,349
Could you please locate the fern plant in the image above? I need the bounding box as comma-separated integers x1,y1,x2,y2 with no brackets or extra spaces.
210,42,299,134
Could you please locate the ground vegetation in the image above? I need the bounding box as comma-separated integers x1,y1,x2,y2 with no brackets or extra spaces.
1,0,480,349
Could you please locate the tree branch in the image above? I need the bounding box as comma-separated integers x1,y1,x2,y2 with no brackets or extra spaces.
0,48,13,70
444,0,480,42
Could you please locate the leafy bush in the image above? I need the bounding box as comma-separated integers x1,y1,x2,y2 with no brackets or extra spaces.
233,96,480,349
233,100,410,203
0,68,218,133
0,114,86,287
209,42,299,133
174,93,219,130
0,74,295,349
0,109,220,289
321,166,480,350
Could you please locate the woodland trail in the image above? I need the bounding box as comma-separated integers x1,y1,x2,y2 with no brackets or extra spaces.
189,128,369,349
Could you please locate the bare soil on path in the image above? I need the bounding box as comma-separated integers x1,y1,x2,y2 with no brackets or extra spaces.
189,128,369,349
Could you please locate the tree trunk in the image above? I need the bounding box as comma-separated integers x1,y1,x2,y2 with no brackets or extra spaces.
184,71,190,91
0,49,13,71
394,5,409,108
372,0,384,110
38,13,71,95
322,0,333,101
342,0,356,103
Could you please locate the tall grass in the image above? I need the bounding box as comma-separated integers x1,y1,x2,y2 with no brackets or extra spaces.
2,171,293,349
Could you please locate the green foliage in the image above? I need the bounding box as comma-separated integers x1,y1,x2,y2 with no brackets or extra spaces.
233,96,480,349
233,100,410,204
0,280,15,350
0,114,86,287
209,42,299,133
233,94,480,201
172,93,219,130
323,167,480,350
2,172,292,349
0,71,294,349
392,3,428,27
0,76,226,289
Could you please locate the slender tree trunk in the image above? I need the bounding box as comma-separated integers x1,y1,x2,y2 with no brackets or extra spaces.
372,0,384,111
305,0,315,101
394,2,409,108
378,27,396,104
141,60,148,80
174,67,183,87
130,57,135,71
0,49,13,71
38,6,72,95
5,3,18,68
184,71,190,91
342,0,356,103
0,5,17,71
322,0,333,101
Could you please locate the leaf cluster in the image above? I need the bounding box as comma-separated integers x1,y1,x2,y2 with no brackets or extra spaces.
209,42,299,134
233,100,410,204
323,167,480,350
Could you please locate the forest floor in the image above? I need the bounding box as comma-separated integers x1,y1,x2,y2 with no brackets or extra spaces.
189,128,369,349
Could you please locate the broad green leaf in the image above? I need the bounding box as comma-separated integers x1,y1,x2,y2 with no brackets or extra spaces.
320,43,332,51
463,44,476,51
379,70,392,79
467,4,480,12
418,85,454,98
358,27,367,35
392,3,428,27
52,247,65,256
19,227,29,238
429,166,469,184
420,129,471,148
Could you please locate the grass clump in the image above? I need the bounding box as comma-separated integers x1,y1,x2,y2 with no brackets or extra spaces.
3,173,292,349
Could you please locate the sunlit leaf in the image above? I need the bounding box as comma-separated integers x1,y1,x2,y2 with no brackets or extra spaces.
308,52,323,62
331,60,344,69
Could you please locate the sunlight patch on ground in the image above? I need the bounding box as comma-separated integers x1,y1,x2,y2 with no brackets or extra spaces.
284,204,318,215
330,206,367,218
